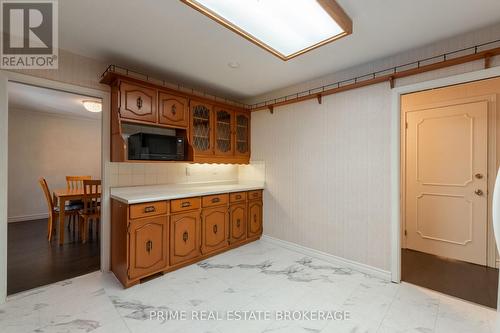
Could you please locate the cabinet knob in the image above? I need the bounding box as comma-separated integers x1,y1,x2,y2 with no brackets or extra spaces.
181,202,191,208
182,231,189,243
254,215,257,223
137,97,143,109
475,173,484,179
213,224,218,234
475,189,484,196
236,219,240,227
211,197,220,203
171,104,177,115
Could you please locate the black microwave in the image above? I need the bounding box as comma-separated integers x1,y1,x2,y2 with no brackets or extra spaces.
128,133,185,161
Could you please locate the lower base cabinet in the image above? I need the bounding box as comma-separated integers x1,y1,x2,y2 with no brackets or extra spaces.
170,211,201,266
248,198,263,239
201,206,229,254
229,203,247,244
128,216,169,280
111,189,263,288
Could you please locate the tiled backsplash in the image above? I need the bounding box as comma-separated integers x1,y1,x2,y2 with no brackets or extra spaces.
108,162,265,187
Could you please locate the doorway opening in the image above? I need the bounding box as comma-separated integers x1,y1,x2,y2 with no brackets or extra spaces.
7,82,102,295
400,76,500,308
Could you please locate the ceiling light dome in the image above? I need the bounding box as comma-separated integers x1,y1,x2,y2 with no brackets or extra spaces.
82,100,102,113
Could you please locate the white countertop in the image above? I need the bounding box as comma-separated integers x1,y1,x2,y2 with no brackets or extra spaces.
110,181,265,204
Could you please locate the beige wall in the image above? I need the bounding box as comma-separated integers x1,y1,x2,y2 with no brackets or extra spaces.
250,24,500,272
7,108,101,222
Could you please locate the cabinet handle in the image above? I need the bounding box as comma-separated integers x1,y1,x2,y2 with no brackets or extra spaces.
171,104,177,115
236,219,240,228
146,240,153,253
144,206,156,213
213,224,218,234
183,231,188,243
254,215,257,223
137,97,143,109
211,197,220,204
181,202,191,208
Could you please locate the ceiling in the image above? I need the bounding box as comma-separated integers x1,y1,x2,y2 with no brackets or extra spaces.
8,82,102,120
59,0,500,100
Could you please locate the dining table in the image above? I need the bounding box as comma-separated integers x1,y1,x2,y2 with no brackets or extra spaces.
53,187,102,245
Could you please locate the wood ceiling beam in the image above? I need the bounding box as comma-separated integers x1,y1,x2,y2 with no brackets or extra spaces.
251,46,500,112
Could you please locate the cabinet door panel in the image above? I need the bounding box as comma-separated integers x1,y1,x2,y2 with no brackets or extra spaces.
229,203,247,244
170,211,200,265
248,200,263,238
159,92,188,127
215,108,234,156
190,101,214,155
120,81,157,123
201,207,229,254
128,216,168,280
235,112,250,157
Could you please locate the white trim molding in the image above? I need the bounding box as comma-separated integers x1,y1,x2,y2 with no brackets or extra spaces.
390,67,500,293
7,213,49,223
262,235,392,281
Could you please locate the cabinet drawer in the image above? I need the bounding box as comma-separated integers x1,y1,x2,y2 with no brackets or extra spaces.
171,197,200,213
230,192,246,203
130,201,168,220
248,190,262,200
202,194,229,207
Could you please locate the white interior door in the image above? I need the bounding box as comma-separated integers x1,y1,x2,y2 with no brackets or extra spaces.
405,100,488,265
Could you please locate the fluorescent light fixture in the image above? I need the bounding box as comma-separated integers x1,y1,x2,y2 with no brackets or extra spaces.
182,0,352,60
82,100,102,113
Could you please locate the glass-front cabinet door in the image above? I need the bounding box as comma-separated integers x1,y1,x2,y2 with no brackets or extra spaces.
190,100,213,155
235,112,250,157
214,108,234,156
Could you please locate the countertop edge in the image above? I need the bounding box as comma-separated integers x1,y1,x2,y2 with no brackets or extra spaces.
110,185,265,204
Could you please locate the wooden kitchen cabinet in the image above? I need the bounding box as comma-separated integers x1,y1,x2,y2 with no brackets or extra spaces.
190,100,214,156
235,112,250,158
229,203,247,244
128,216,169,280
201,206,229,254
158,92,189,128
170,210,201,266
111,188,263,288
119,81,157,123
248,195,263,239
214,107,234,156
101,70,251,164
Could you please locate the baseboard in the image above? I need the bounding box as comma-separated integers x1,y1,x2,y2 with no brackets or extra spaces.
261,235,392,281
8,213,49,223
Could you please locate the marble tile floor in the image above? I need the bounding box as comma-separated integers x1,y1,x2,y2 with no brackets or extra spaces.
1,239,499,333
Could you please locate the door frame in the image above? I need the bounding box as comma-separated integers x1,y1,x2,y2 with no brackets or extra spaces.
401,94,496,266
391,67,500,298
0,70,111,303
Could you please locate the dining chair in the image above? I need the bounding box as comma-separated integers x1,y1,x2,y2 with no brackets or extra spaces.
79,179,101,244
39,178,81,242
65,176,91,231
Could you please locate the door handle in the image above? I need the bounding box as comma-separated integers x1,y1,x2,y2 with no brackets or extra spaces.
183,231,188,243
146,240,152,253
236,219,240,228
137,97,143,109
475,189,484,196
213,224,218,234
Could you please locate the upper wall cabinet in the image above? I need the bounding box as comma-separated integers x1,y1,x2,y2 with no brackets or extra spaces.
119,81,157,123
159,92,189,128
101,71,251,164
190,100,214,156
235,112,250,157
214,107,234,156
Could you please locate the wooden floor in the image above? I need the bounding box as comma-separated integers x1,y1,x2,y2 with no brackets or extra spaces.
402,249,498,308
7,219,100,295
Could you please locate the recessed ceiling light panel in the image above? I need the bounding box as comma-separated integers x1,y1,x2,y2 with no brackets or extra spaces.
182,0,352,61
82,100,102,113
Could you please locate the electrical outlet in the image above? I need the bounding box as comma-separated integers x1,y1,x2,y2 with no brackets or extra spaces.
185,166,190,177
